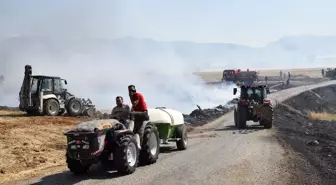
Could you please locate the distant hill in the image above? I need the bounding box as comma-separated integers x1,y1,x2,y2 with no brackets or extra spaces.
1,35,336,70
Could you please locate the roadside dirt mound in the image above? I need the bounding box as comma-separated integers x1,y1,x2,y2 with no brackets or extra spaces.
274,85,336,184
0,110,90,184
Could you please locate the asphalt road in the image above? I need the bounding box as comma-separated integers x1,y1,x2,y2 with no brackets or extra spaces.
20,80,336,185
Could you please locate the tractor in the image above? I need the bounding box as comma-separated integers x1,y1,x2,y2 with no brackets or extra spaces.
325,68,336,79
64,107,188,175
233,85,273,129
236,70,258,86
19,65,95,117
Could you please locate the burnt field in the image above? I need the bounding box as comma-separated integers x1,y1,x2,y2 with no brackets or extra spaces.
274,85,336,184
183,74,328,126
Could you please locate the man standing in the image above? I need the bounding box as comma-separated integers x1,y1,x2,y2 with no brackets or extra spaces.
110,96,131,129
128,85,149,148
321,69,325,77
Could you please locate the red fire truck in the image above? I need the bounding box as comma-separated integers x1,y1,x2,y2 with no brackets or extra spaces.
236,70,258,86
222,69,240,82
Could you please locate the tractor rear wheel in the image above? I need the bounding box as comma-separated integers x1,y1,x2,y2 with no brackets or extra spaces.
44,99,59,116
139,124,160,165
237,106,247,129
234,108,238,127
263,105,273,129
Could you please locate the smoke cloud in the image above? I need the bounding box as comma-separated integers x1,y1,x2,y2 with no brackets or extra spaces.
2,1,331,112
0,37,237,112
0,75,4,87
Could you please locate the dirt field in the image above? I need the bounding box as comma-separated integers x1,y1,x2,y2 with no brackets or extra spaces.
0,111,89,184
274,85,336,184
0,68,327,184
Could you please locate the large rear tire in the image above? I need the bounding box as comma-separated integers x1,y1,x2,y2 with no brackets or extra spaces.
66,98,83,116
44,99,59,116
176,125,188,150
114,136,139,174
234,108,238,127
66,154,91,175
139,124,160,165
237,106,247,129
263,105,273,129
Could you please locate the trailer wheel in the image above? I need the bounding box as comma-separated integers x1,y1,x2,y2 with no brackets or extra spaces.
44,99,59,116
176,125,188,150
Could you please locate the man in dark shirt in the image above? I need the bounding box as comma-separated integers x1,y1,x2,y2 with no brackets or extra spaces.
110,96,131,128
128,85,149,147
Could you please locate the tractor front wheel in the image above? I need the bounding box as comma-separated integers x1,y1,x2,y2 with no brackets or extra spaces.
114,135,139,174
66,98,83,116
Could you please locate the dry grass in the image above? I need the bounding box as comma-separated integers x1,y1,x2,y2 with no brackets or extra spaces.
308,111,336,121
194,68,323,82
0,110,89,184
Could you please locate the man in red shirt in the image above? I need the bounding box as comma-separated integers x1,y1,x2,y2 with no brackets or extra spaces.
129,85,148,112
128,85,149,147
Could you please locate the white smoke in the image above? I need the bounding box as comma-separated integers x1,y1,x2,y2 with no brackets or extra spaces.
0,37,237,113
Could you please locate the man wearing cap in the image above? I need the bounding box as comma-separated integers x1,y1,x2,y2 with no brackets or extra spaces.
128,85,149,148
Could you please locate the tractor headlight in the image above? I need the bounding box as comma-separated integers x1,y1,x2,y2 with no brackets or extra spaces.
83,145,90,149
70,145,77,150
67,137,76,145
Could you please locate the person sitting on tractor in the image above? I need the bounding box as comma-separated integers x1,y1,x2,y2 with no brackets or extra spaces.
128,85,149,148
110,96,131,129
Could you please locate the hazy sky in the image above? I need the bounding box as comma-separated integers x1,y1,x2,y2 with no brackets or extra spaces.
1,0,336,47
1,0,335,110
